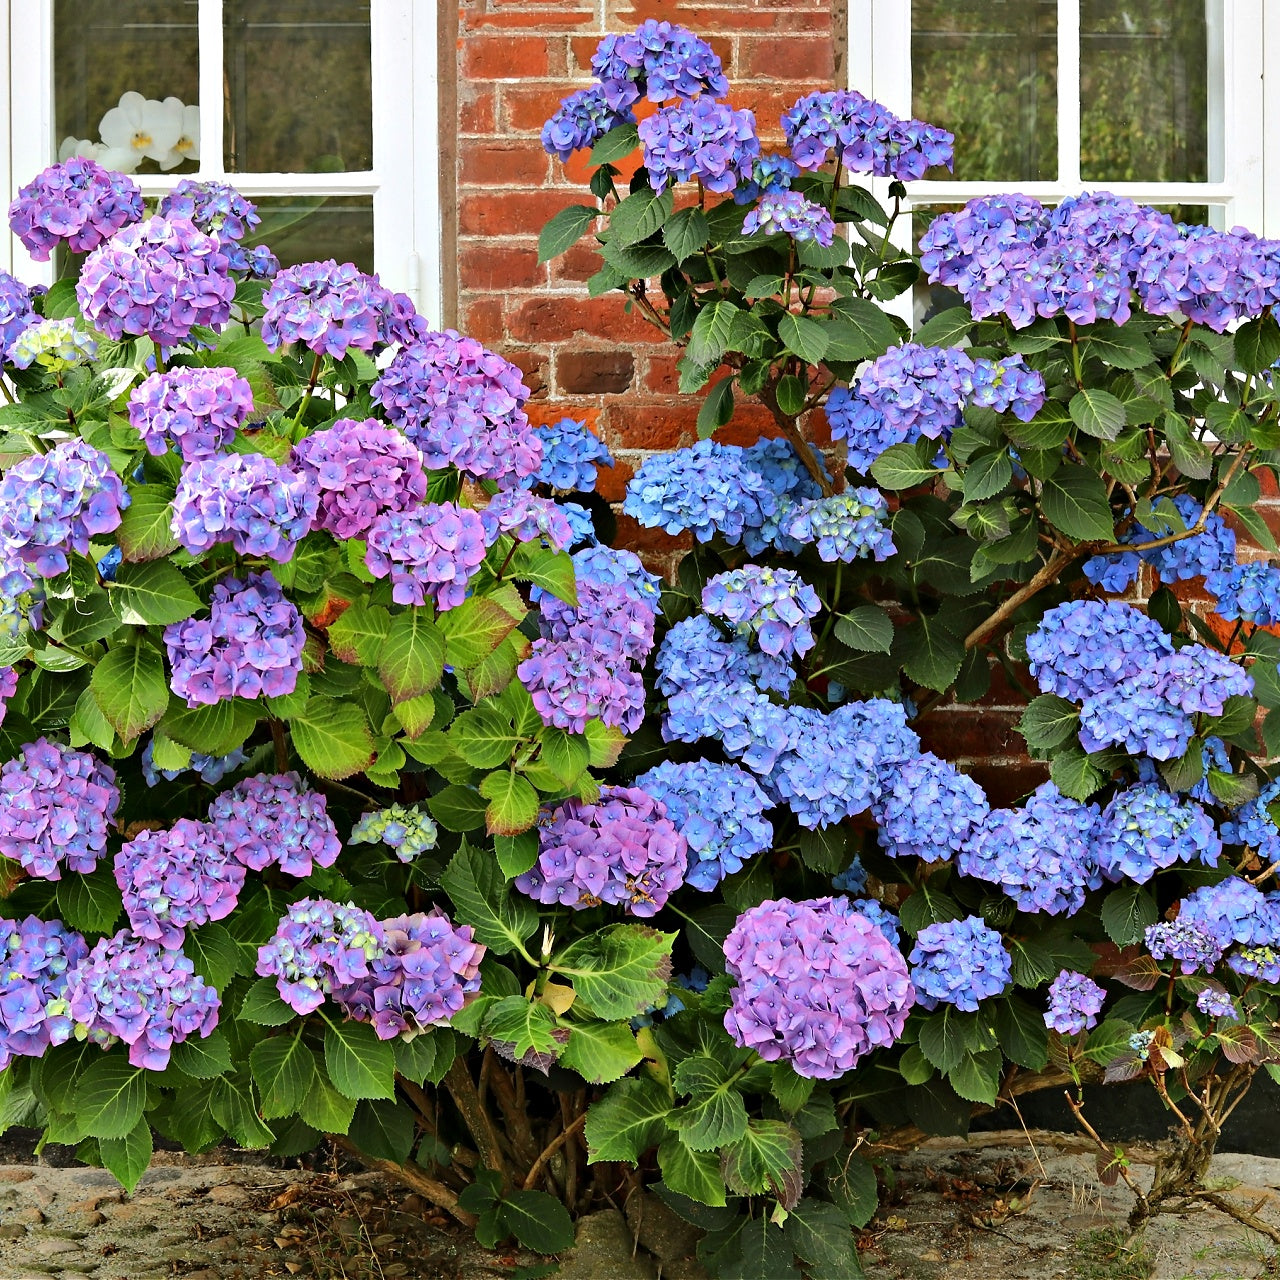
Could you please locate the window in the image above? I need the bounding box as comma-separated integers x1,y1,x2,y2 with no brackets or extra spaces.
2,0,444,323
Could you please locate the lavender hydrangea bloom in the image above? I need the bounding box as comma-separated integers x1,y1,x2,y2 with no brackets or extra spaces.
518,637,646,734
0,439,127,577
542,87,636,160
638,98,761,195
724,896,914,1078
140,738,246,787
1026,600,1173,701
742,191,836,246
783,490,896,563
1134,223,1246,333
874,752,989,862
1177,879,1280,955
207,771,342,877
540,579,656,666
1146,920,1225,973
349,804,440,863
164,570,304,707
571,544,663,606
291,418,427,540
115,819,246,948
0,739,118,880
0,917,87,1070
0,556,43,641
0,273,34,354
129,367,254,462
77,215,234,346
527,418,615,492
1222,778,1280,858
1138,496,1237,583
1094,785,1222,885
967,355,1048,418
172,452,317,561
1155,645,1252,715
1197,987,1238,1019
334,910,485,1039
157,179,260,260
846,898,901,949
0,666,18,728
854,343,975,442
66,931,220,1071
635,760,773,890
1207,561,1280,626
256,899,385,1016
702,565,822,658
960,782,1100,916
7,318,97,372
1044,970,1105,1035
9,158,143,260
591,20,728,109
736,152,802,203
515,787,687,917
909,916,1012,1012
480,490,574,552
364,502,489,610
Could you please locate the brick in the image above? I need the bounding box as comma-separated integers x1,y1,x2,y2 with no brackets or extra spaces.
506,350,548,399
915,708,1023,760
507,296,667,345
466,9,595,31
502,84,588,133
459,190,578,237
613,511,691,557
556,350,635,394
568,32,734,77
963,761,1049,808
619,4,830,32
457,296,505,344
460,141,550,186
739,36,834,81
462,35,553,80
458,88,496,134
611,405,701,450
549,240,607,284
526,403,602,433
458,241,546,291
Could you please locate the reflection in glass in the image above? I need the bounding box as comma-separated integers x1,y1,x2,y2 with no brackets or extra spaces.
912,0,1057,181
246,196,374,274
1080,2,1211,182
54,1,200,174
224,1,373,174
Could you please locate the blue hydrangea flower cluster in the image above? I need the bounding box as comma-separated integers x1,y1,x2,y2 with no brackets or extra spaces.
742,191,835,245
67,931,220,1071
515,787,687,917
832,856,868,894
874,752,989,863
140,739,246,787
518,637,646,735
156,179,276,275
114,818,246,949
129,366,255,462
635,760,773,890
291,417,427,541
1197,987,1238,1019
1207,560,1280,626
164,570,304,707
480,490,574,552
0,916,86,1071
1228,944,1280,984
0,272,34,354
349,804,440,863
527,418,615,492
0,739,118,880
1146,920,1225,973
1176,878,1279,956
8,158,143,260
76,215,234,346
0,556,42,641
1222,778,1280,858
968,355,1051,416
333,909,486,1040
1026,600,1173,701
364,502,489,611
960,782,1100,916
702,565,822,658
207,771,342,878
736,152,801,203
372,331,541,487
781,89,953,179
571,544,663,605
0,439,127,578
909,916,1012,1012
783,490,896,563
256,899,385,1016
7,318,97,372
561,502,597,547
541,87,636,161
1094,785,1222,884
1084,496,1237,592
1044,970,1106,1035
638,98,760,195
847,898,901,949
591,20,728,109
724,896,914,1078
171,452,317,561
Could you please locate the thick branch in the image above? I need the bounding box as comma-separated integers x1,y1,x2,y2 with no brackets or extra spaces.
444,1058,509,1178
964,548,1080,651
523,1112,588,1192
333,1137,477,1228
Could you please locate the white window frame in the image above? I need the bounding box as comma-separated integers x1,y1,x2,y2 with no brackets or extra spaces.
0,0,444,325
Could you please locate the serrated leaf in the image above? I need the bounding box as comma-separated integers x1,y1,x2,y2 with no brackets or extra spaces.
1069,388,1125,440
438,596,521,668
538,205,597,264
551,925,674,1019
558,1020,642,1084
429,783,488,832
484,995,561,1061
169,1028,233,1080
918,1007,972,1073
696,376,734,439
327,601,391,666
834,606,894,654
160,697,259,756
250,1035,316,1120
657,1136,727,1206
900,613,965,692
109,560,201,626
948,1048,1001,1105
1100,885,1158,947
963,449,1014,501
499,1190,575,1255
1162,412,1213,480
870,440,944,490
508,542,577,605
116,485,178,561
609,187,672,248
777,312,829,365
91,641,168,742
73,1056,146,1140
57,866,122,934
585,1076,671,1165
211,1072,276,1148
239,977,296,1026
1041,465,1116,542
1084,1019,1137,1065
994,997,1050,1070
1050,746,1111,801
1236,315,1280,374
686,300,740,369
377,607,445,703
1081,327,1155,371
663,205,710,264
670,1055,749,1150
719,1119,802,1208
349,1097,415,1162
439,838,538,956
1018,694,1080,751
299,1072,357,1134
290,696,374,780
99,1116,153,1194
185,922,240,991
324,1020,396,1101
914,307,973,348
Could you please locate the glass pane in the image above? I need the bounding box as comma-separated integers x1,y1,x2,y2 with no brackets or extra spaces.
53,0,200,174
247,196,374,274
1080,2,1211,182
224,1,373,173
912,0,1057,181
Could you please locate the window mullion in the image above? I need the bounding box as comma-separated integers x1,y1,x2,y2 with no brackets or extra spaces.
1056,0,1081,189
196,0,224,180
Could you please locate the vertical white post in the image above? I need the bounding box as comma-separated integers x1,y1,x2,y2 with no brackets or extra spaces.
1056,0,1081,190
9,0,52,284
196,0,224,178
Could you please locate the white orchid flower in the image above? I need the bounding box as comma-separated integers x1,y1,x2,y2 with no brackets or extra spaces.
58,135,140,173
160,101,200,171
97,91,182,166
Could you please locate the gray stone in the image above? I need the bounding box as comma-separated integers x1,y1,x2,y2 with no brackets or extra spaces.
0,1223,27,1240
31,1237,79,1257
136,1167,181,1187
206,1182,249,1205
73,1169,120,1188
31,1182,57,1207
624,1191,704,1270
556,1209,658,1280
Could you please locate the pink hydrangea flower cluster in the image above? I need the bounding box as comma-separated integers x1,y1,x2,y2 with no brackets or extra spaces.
206,771,342,877
128,367,255,461
364,502,489,610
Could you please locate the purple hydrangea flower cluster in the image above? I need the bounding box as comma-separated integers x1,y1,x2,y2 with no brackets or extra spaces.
909,916,1012,1012
968,355,1051,416
591,20,728,109
0,666,18,727
1177,879,1278,953
172,452,316,561
207,772,342,877
572,543,663,605
960,782,1100,916
76,215,234,346
114,818,246,948
1026,600,1173,701
0,273,34,354
0,439,127,578
291,418,427,540
515,787,687,917
0,739,118,880
1044,970,1106,1035
737,152,801,203
9,158,143,260
702,565,822,658
129,367,255,462
256,899,385,1016
8,318,97,372
723,896,914,1079
783,490,897,563
372,331,541,487
480,490,574,551
164,571,304,707
0,916,86,1070
140,739,246,787
334,910,485,1039
874,752,989,863
1084,496,1237,592
1197,987,1238,1019
836,900,897,951
66,931,220,1071
638,99,761,196
156,179,275,275
1146,919,1225,973
1207,561,1280,626
782,89,953,180
1222,778,1280,858
540,577,656,665
1228,944,1280,984
527,418,615,493
517,637,646,735
635,760,773,890
349,803,439,863
1094,785,1222,885
1134,223,1251,333
742,191,836,246
541,87,636,161
364,502,488,610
